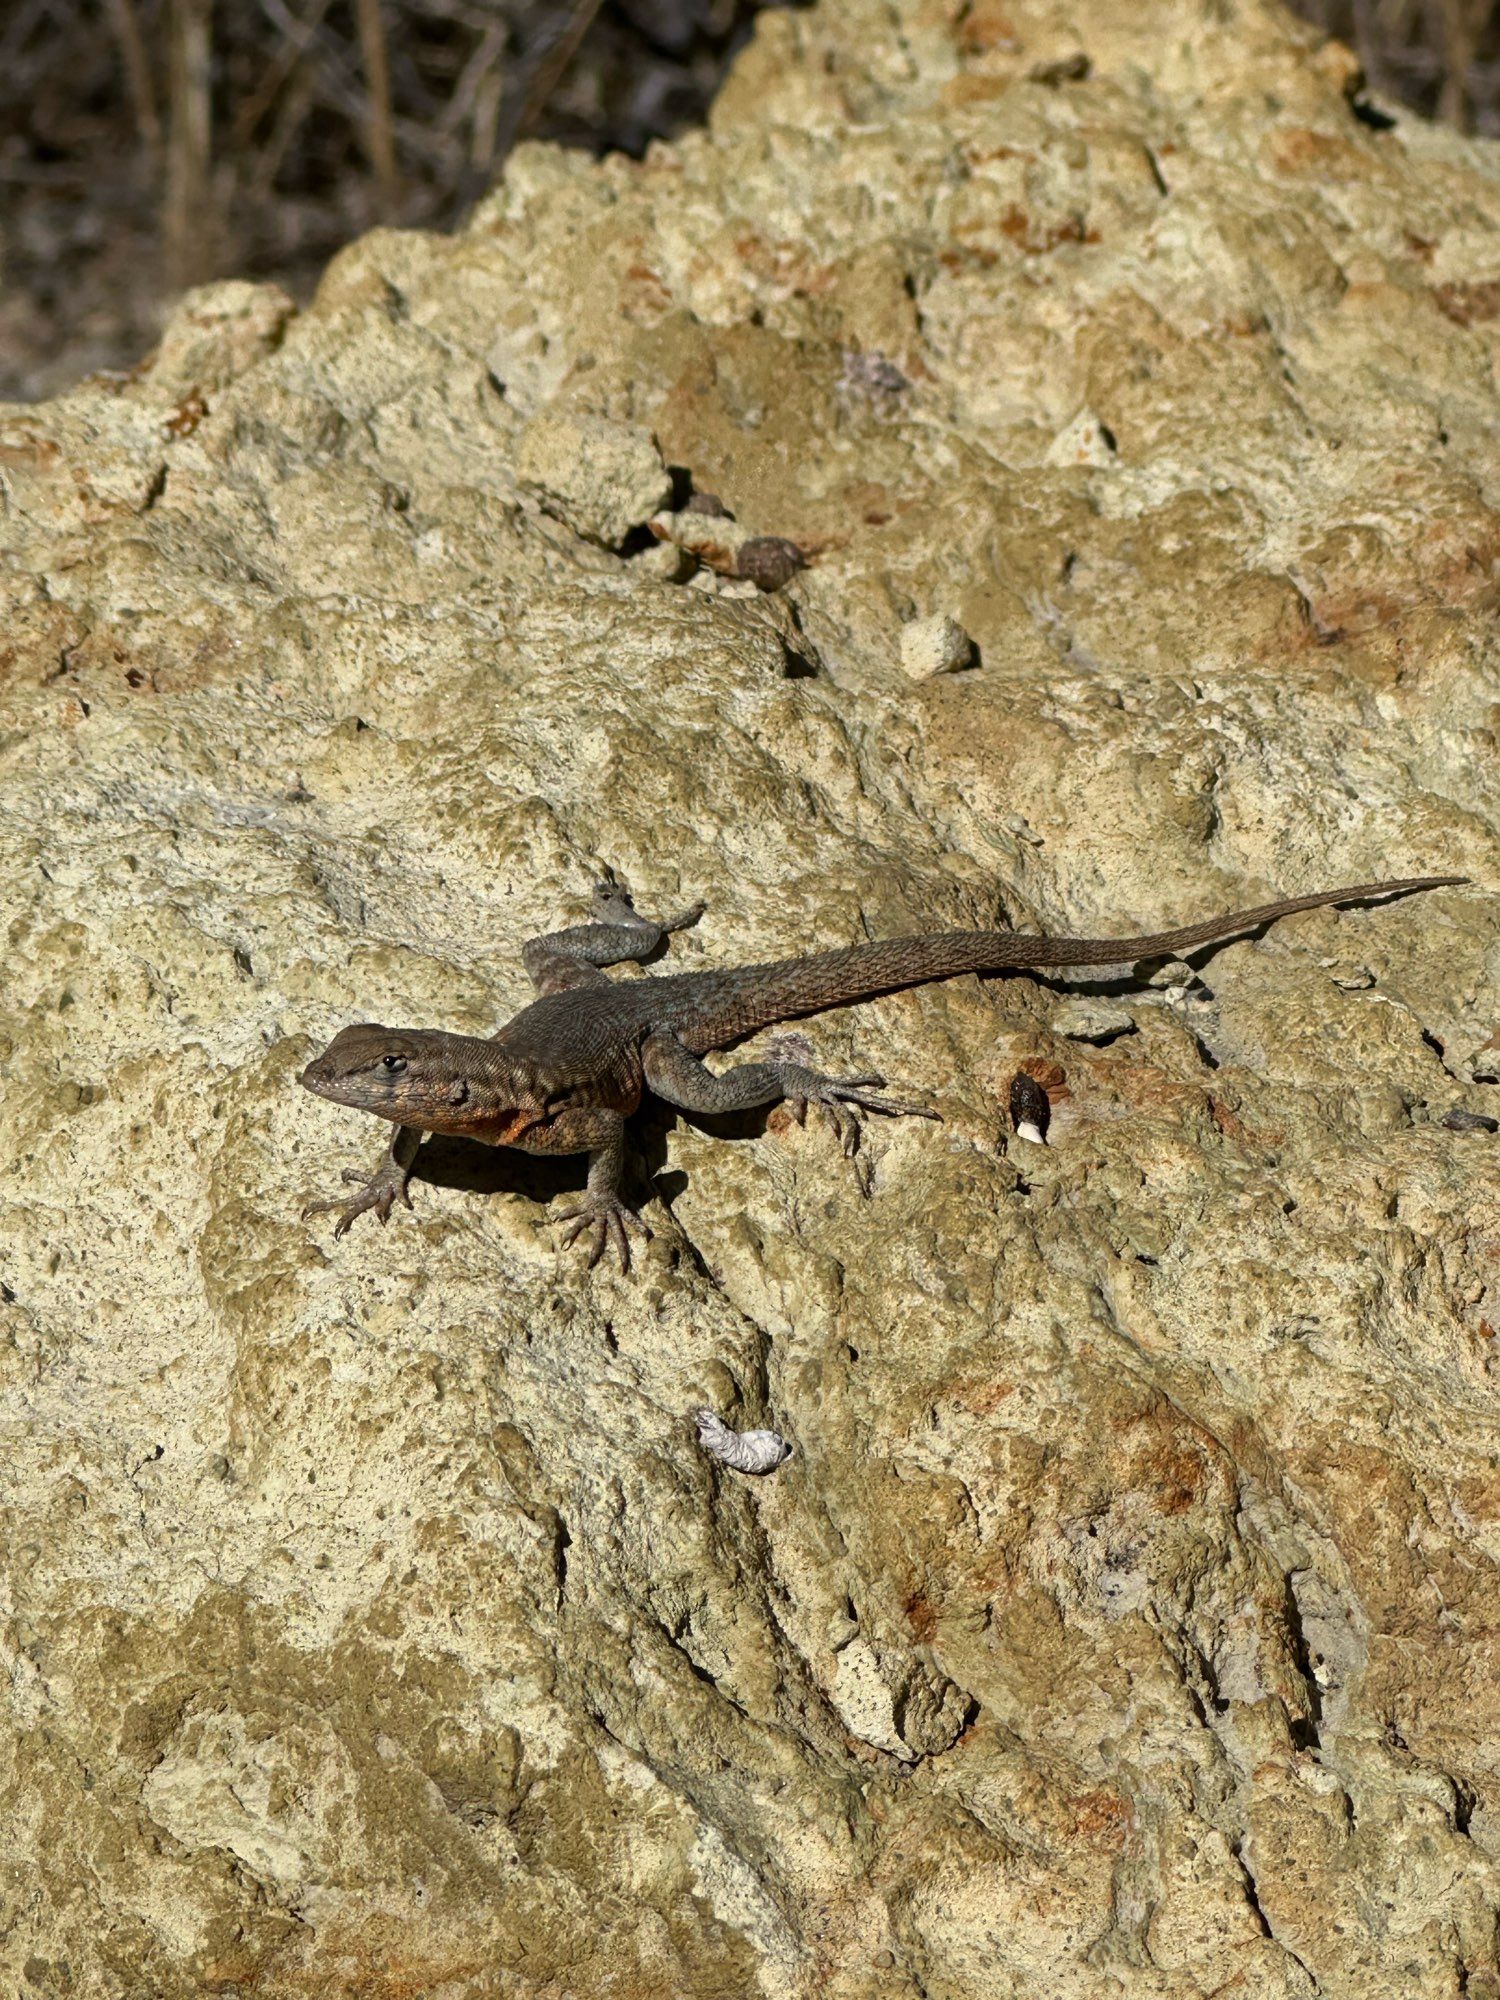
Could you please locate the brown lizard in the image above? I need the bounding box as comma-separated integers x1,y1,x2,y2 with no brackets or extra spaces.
301,873,1463,1269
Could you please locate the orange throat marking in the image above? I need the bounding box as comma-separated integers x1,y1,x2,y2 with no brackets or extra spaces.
470,1106,550,1147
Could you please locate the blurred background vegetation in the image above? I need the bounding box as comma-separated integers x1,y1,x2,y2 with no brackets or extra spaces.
0,0,1495,402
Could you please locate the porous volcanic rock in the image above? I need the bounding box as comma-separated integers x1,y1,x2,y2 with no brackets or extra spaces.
2,3,1499,1995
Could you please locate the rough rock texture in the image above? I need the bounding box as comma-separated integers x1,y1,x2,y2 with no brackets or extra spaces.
899,612,975,679
515,411,674,547
3,3,1500,1995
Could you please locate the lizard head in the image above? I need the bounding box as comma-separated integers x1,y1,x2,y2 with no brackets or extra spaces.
301,1024,523,1136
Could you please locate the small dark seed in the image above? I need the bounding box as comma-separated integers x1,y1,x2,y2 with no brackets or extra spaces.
1443,1108,1498,1133
1029,51,1091,85
841,351,909,396
737,535,806,591
1008,1071,1051,1142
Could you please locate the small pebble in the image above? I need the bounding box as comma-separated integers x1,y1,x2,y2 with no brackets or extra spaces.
1050,997,1137,1043
736,536,806,591
840,350,909,399
899,614,974,680
1145,959,1197,990
1044,409,1116,469
694,1409,792,1475
632,540,696,581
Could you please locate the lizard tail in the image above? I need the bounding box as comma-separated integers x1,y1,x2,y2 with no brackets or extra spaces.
669,875,1466,1052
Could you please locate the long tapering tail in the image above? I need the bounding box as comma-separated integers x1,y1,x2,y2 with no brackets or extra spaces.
663,875,1466,1052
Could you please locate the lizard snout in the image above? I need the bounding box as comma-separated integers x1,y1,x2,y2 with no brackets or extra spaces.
301,1052,341,1099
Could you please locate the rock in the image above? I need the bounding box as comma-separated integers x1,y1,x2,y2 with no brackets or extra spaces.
144,280,299,397
1,1,1498,1995
736,534,806,591
1143,957,1198,989
839,349,910,403
516,407,672,545
1050,997,1139,1042
650,506,806,589
1330,962,1378,990
1044,407,1117,468
631,536,697,581
898,612,975,679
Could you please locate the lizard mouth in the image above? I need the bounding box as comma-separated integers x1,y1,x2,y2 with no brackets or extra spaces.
300,1057,341,1100
300,1057,372,1111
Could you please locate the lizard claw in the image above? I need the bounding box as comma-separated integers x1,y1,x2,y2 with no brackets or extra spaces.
779,1066,941,1181
304,1166,414,1238
554,1192,651,1273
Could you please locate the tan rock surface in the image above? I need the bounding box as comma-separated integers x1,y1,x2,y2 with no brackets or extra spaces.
3,2,1500,1994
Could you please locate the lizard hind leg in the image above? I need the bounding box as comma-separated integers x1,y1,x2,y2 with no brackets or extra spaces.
642,1029,938,1191
770,1041,939,1192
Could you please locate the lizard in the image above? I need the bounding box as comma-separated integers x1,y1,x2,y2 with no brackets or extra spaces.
300,872,1464,1270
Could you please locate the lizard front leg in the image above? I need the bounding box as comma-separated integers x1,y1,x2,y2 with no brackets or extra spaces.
523,880,705,996
642,1030,938,1181
304,1122,423,1237
548,1111,650,1272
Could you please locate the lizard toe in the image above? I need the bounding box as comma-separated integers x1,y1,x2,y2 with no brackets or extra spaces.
812,1100,861,1155
306,1169,412,1239
775,1064,940,1186
794,1068,939,1126
302,1191,362,1225
861,1092,941,1120
554,1193,649,1273
606,1214,630,1272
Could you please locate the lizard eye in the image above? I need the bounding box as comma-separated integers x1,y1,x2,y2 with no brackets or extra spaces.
380,1054,408,1074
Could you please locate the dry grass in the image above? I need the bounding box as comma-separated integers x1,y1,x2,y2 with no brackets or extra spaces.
1294,0,1500,133
0,0,762,399
0,0,1494,401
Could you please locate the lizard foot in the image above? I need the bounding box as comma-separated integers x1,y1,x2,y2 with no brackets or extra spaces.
777,1064,940,1185
588,879,644,926
589,878,705,936
554,1191,652,1273
303,1164,414,1239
